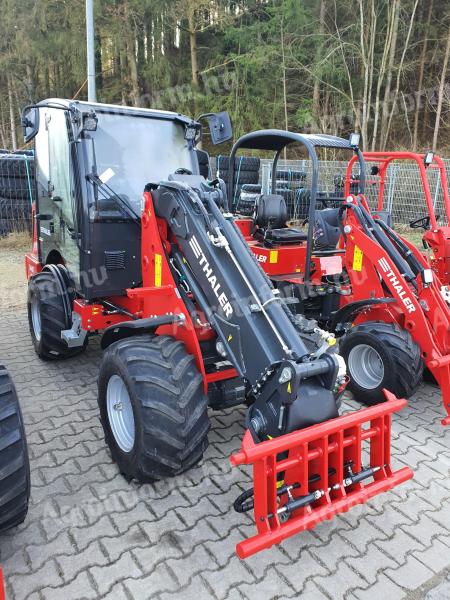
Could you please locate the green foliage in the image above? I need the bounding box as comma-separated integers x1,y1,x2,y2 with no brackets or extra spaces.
0,0,449,152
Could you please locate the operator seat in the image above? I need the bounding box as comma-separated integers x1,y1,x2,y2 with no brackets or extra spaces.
253,194,307,245
195,149,211,179
313,208,341,250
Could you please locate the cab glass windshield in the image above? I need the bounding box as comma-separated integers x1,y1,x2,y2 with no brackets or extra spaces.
89,112,194,213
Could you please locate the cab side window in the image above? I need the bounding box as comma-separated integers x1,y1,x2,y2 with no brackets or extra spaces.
46,109,75,227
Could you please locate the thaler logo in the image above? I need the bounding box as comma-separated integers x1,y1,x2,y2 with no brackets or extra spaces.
377,257,416,313
189,235,233,318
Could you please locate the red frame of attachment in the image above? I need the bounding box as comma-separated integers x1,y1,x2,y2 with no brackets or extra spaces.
230,391,413,559
0,567,5,600
345,151,450,228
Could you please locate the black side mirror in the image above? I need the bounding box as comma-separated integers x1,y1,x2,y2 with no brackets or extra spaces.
22,107,39,143
207,112,232,145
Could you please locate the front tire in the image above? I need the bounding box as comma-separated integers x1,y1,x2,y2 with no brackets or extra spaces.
340,321,423,405
98,334,210,482
27,270,87,360
0,367,30,533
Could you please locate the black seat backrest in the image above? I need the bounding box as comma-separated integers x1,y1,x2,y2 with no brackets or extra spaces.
195,149,211,179
254,194,288,229
313,208,341,249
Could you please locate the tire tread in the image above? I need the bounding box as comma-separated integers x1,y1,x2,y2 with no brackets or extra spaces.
341,321,423,405
0,368,30,532
27,270,86,360
98,335,210,482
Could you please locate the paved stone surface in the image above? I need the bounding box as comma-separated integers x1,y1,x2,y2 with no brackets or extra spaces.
0,310,449,599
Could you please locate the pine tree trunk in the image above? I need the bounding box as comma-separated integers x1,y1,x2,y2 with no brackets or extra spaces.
371,1,397,150
25,63,36,103
124,2,140,106
432,24,450,152
312,0,326,123
188,8,199,88
380,0,400,148
187,0,199,90
383,0,419,149
413,0,433,151
7,75,17,151
126,38,140,106
0,124,6,148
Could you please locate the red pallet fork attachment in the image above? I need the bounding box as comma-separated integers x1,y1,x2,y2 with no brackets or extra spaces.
0,567,5,600
230,391,413,559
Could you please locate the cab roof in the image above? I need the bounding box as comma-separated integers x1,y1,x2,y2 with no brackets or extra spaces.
37,98,194,126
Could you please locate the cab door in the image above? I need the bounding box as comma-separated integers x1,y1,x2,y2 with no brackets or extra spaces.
45,108,81,285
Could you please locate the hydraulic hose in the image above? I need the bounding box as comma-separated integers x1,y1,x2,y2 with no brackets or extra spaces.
342,201,415,285
375,218,424,277
356,200,417,289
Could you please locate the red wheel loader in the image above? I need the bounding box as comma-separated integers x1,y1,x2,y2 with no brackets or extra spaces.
21,100,411,558
347,151,450,286
224,131,450,426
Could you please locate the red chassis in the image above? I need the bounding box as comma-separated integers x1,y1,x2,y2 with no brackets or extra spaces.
346,151,450,285
25,192,413,557
234,218,345,285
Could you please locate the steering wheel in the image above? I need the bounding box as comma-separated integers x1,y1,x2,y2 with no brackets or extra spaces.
175,167,193,175
409,215,432,230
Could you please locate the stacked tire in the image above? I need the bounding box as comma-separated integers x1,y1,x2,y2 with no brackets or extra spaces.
215,156,260,209
0,153,34,236
275,169,307,188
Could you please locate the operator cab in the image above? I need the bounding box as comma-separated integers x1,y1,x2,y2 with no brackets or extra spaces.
22,99,231,300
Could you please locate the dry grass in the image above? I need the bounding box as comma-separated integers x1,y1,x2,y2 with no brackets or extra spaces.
0,231,32,252
394,226,425,250
0,232,31,310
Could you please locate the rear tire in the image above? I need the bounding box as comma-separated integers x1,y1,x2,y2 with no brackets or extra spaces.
0,367,30,533
98,334,210,482
27,270,87,360
340,321,423,405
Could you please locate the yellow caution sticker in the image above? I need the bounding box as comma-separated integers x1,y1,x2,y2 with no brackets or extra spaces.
227,334,233,342
353,245,363,271
269,250,279,264
155,253,162,287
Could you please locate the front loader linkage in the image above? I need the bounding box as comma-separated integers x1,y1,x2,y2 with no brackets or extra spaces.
231,392,412,559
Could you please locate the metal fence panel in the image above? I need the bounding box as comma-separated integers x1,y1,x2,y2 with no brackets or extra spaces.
213,156,450,227
0,152,449,237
